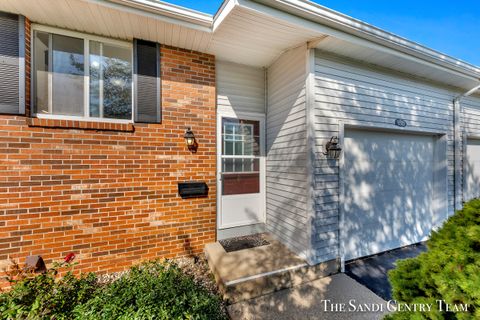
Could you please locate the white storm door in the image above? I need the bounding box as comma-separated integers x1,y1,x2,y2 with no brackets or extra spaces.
218,116,265,229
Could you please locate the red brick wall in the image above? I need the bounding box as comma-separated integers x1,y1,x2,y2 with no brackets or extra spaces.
0,23,216,287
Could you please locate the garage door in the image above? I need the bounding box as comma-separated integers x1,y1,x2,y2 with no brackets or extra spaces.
343,129,435,261
465,139,480,201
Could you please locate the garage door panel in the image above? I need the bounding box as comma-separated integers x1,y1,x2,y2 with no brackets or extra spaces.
343,129,435,261
465,139,480,201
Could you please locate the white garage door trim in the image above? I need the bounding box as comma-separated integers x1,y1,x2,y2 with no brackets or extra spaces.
338,122,448,271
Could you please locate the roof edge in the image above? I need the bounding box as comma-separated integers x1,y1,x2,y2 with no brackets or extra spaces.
253,0,480,79
106,0,213,27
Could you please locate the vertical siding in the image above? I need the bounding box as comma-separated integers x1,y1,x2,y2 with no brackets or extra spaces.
266,45,309,258
216,60,265,114
313,51,456,263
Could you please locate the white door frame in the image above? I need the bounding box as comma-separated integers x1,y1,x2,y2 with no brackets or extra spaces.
216,109,266,230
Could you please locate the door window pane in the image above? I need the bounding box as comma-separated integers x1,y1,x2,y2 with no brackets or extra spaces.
221,118,261,195
34,31,49,114
222,158,259,173
222,119,260,156
52,34,84,116
222,173,260,195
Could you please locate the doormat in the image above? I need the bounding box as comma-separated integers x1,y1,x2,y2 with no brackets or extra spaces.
219,233,270,253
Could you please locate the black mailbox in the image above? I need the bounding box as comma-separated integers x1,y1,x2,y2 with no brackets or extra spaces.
178,182,209,199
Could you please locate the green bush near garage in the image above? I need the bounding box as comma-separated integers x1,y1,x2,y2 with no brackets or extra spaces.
386,198,480,319
0,259,227,320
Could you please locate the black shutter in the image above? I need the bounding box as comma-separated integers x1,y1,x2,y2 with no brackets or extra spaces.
0,12,24,115
134,39,161,123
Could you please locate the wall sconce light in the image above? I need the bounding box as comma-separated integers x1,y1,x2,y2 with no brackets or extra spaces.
184,127,197,153
323,136,342,159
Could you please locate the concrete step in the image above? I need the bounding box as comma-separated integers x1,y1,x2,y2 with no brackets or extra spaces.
205,234,338,303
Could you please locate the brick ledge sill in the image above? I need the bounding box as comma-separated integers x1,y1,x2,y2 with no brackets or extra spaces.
27,118,135,132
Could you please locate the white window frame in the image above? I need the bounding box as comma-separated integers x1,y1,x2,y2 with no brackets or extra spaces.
31,24,134,124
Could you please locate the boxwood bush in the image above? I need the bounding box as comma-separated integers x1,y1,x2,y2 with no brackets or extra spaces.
0,260,226,320
387,199,480,319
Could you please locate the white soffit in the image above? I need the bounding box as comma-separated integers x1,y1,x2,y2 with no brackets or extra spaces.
0,0,213,52
210,6,320,67
0,0,479,90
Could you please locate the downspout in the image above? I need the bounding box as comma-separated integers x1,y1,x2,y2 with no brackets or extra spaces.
453,84,480,211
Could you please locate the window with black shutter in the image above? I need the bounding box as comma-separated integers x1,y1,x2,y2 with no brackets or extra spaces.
134,39,161,123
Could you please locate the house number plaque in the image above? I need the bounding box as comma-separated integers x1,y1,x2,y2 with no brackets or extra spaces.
395,119,407,127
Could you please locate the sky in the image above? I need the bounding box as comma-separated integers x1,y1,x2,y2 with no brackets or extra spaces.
166,0,480,66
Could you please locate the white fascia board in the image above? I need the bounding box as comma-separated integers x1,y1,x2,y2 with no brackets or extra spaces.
249,0,480,80
88,0,213,32
212,0,238,32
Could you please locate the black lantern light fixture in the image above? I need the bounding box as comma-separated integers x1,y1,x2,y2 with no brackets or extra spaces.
184,127,197,153
323,136,342,159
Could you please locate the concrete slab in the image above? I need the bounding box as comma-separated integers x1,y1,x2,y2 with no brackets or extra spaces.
228,273,389,320
205,234,338,302
207,234,306,283
345,243,427,300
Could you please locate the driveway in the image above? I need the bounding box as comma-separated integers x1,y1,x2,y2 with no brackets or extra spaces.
228,273,388,320
345,243,427,300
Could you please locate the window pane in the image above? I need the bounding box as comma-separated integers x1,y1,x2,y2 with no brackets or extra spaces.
102,44,132,119
89,42,132,120
89,41,101,117
222,158,259,173
224,141,233,155
34,31,49,114
234,142,242,155
52,34,84,116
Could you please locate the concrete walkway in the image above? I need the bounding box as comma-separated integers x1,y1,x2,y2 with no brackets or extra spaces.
228,273,389,320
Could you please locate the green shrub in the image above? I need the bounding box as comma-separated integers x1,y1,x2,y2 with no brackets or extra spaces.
1,259,226,320
387,199,480,319
73,260,226,320
0,263,98,320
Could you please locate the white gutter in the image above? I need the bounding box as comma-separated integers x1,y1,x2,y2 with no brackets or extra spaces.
110,0,212,25
453,84,480,210
93,0,213,32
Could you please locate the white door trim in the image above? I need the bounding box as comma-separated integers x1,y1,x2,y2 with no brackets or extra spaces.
216,110,266,230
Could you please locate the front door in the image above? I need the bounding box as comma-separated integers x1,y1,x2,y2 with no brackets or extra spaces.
218,115,265,229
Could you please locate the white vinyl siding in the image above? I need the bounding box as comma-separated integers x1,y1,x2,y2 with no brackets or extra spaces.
216,60,265,115
313,51,455,263
266,45,309,259
461,96,480,202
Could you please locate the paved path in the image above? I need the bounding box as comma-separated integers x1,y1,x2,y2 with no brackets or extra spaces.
346,243,427,300
228,273,389,320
